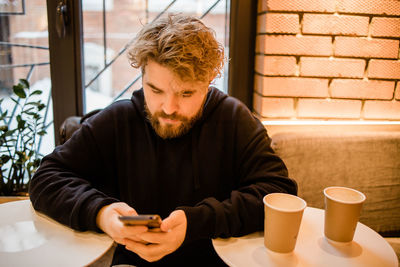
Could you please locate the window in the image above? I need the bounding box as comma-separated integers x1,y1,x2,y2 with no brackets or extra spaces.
0,0,54,154
82,0,230,113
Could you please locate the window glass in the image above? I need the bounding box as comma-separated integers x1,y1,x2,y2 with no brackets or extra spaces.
0,1,54,156
82,0,229,114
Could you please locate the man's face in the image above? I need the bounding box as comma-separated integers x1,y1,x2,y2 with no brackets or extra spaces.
142,60,209,139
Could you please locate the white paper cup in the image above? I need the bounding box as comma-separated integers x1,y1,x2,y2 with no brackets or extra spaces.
263,193,307,253
324,186,366,243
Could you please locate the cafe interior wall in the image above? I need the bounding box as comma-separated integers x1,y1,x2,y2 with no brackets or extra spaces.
254,0,400,135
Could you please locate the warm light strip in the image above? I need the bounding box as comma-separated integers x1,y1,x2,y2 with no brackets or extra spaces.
262,120,400,126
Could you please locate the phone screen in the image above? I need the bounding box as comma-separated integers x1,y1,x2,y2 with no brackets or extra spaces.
118,214,161,228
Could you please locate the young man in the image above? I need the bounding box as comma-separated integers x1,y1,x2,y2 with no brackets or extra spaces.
29,14,297,266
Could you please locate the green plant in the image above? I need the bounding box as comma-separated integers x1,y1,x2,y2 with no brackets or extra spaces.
0,79,47,196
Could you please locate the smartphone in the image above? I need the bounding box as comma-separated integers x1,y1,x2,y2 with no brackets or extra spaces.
118,214,161,228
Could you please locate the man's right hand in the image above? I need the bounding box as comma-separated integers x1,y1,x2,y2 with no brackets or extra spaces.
96,202,148,245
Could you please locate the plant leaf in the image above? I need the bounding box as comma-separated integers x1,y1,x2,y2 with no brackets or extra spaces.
38,104,46,111
19,79,29,89
0,155,11,164
22,107,35,113
26,101,41,106
33,158,41,167
37,130,47,136
0,125,7,132
13,85,27,99
30,90,42,96
17,119,26,129
5,129,17,137
0,110,8,121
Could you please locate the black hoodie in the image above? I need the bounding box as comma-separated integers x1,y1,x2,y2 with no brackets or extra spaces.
29,87,297,266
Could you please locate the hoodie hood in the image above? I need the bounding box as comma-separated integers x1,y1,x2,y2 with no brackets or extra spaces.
130,86,228,191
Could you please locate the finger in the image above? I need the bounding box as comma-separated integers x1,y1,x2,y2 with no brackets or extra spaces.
123,232,149,243
122,233,146,243
123,237,148,244
125,240,165,262
114,237,126,245
148,228,162,233
160,210,181,232
114,202,138,216
136,231,167,244
121,225,149,236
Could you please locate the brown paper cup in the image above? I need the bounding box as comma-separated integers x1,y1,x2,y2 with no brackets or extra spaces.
263,193,307,253
324,187,366,243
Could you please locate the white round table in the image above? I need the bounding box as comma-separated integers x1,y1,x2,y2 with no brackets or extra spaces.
213,207,398,267
0,200,113,267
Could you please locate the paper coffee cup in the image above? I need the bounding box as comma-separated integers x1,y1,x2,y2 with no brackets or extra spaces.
263,193,307,253
324,186,366,243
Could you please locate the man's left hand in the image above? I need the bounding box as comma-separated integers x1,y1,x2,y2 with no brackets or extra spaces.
124,209,187,262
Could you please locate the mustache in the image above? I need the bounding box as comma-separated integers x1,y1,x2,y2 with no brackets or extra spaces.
155,111,187,121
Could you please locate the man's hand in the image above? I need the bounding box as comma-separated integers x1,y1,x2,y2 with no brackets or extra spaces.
96,202,148,245
124,210,187,262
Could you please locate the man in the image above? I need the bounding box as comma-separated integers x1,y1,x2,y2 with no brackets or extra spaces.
29,14,297,266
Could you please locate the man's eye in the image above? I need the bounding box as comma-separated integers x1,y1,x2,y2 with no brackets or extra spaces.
182,92,193,97
152,89,162,94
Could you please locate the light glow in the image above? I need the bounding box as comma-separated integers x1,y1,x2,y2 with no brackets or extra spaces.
262,120,400,126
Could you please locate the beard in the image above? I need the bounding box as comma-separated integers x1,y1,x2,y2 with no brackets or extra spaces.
144,103,204,139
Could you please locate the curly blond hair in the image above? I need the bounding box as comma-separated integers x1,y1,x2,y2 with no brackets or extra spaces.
128,14,224,83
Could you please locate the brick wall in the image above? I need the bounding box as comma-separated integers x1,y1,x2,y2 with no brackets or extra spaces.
255,0,400,121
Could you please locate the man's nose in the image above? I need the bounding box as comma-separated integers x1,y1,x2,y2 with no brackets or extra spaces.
162,95,179,115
